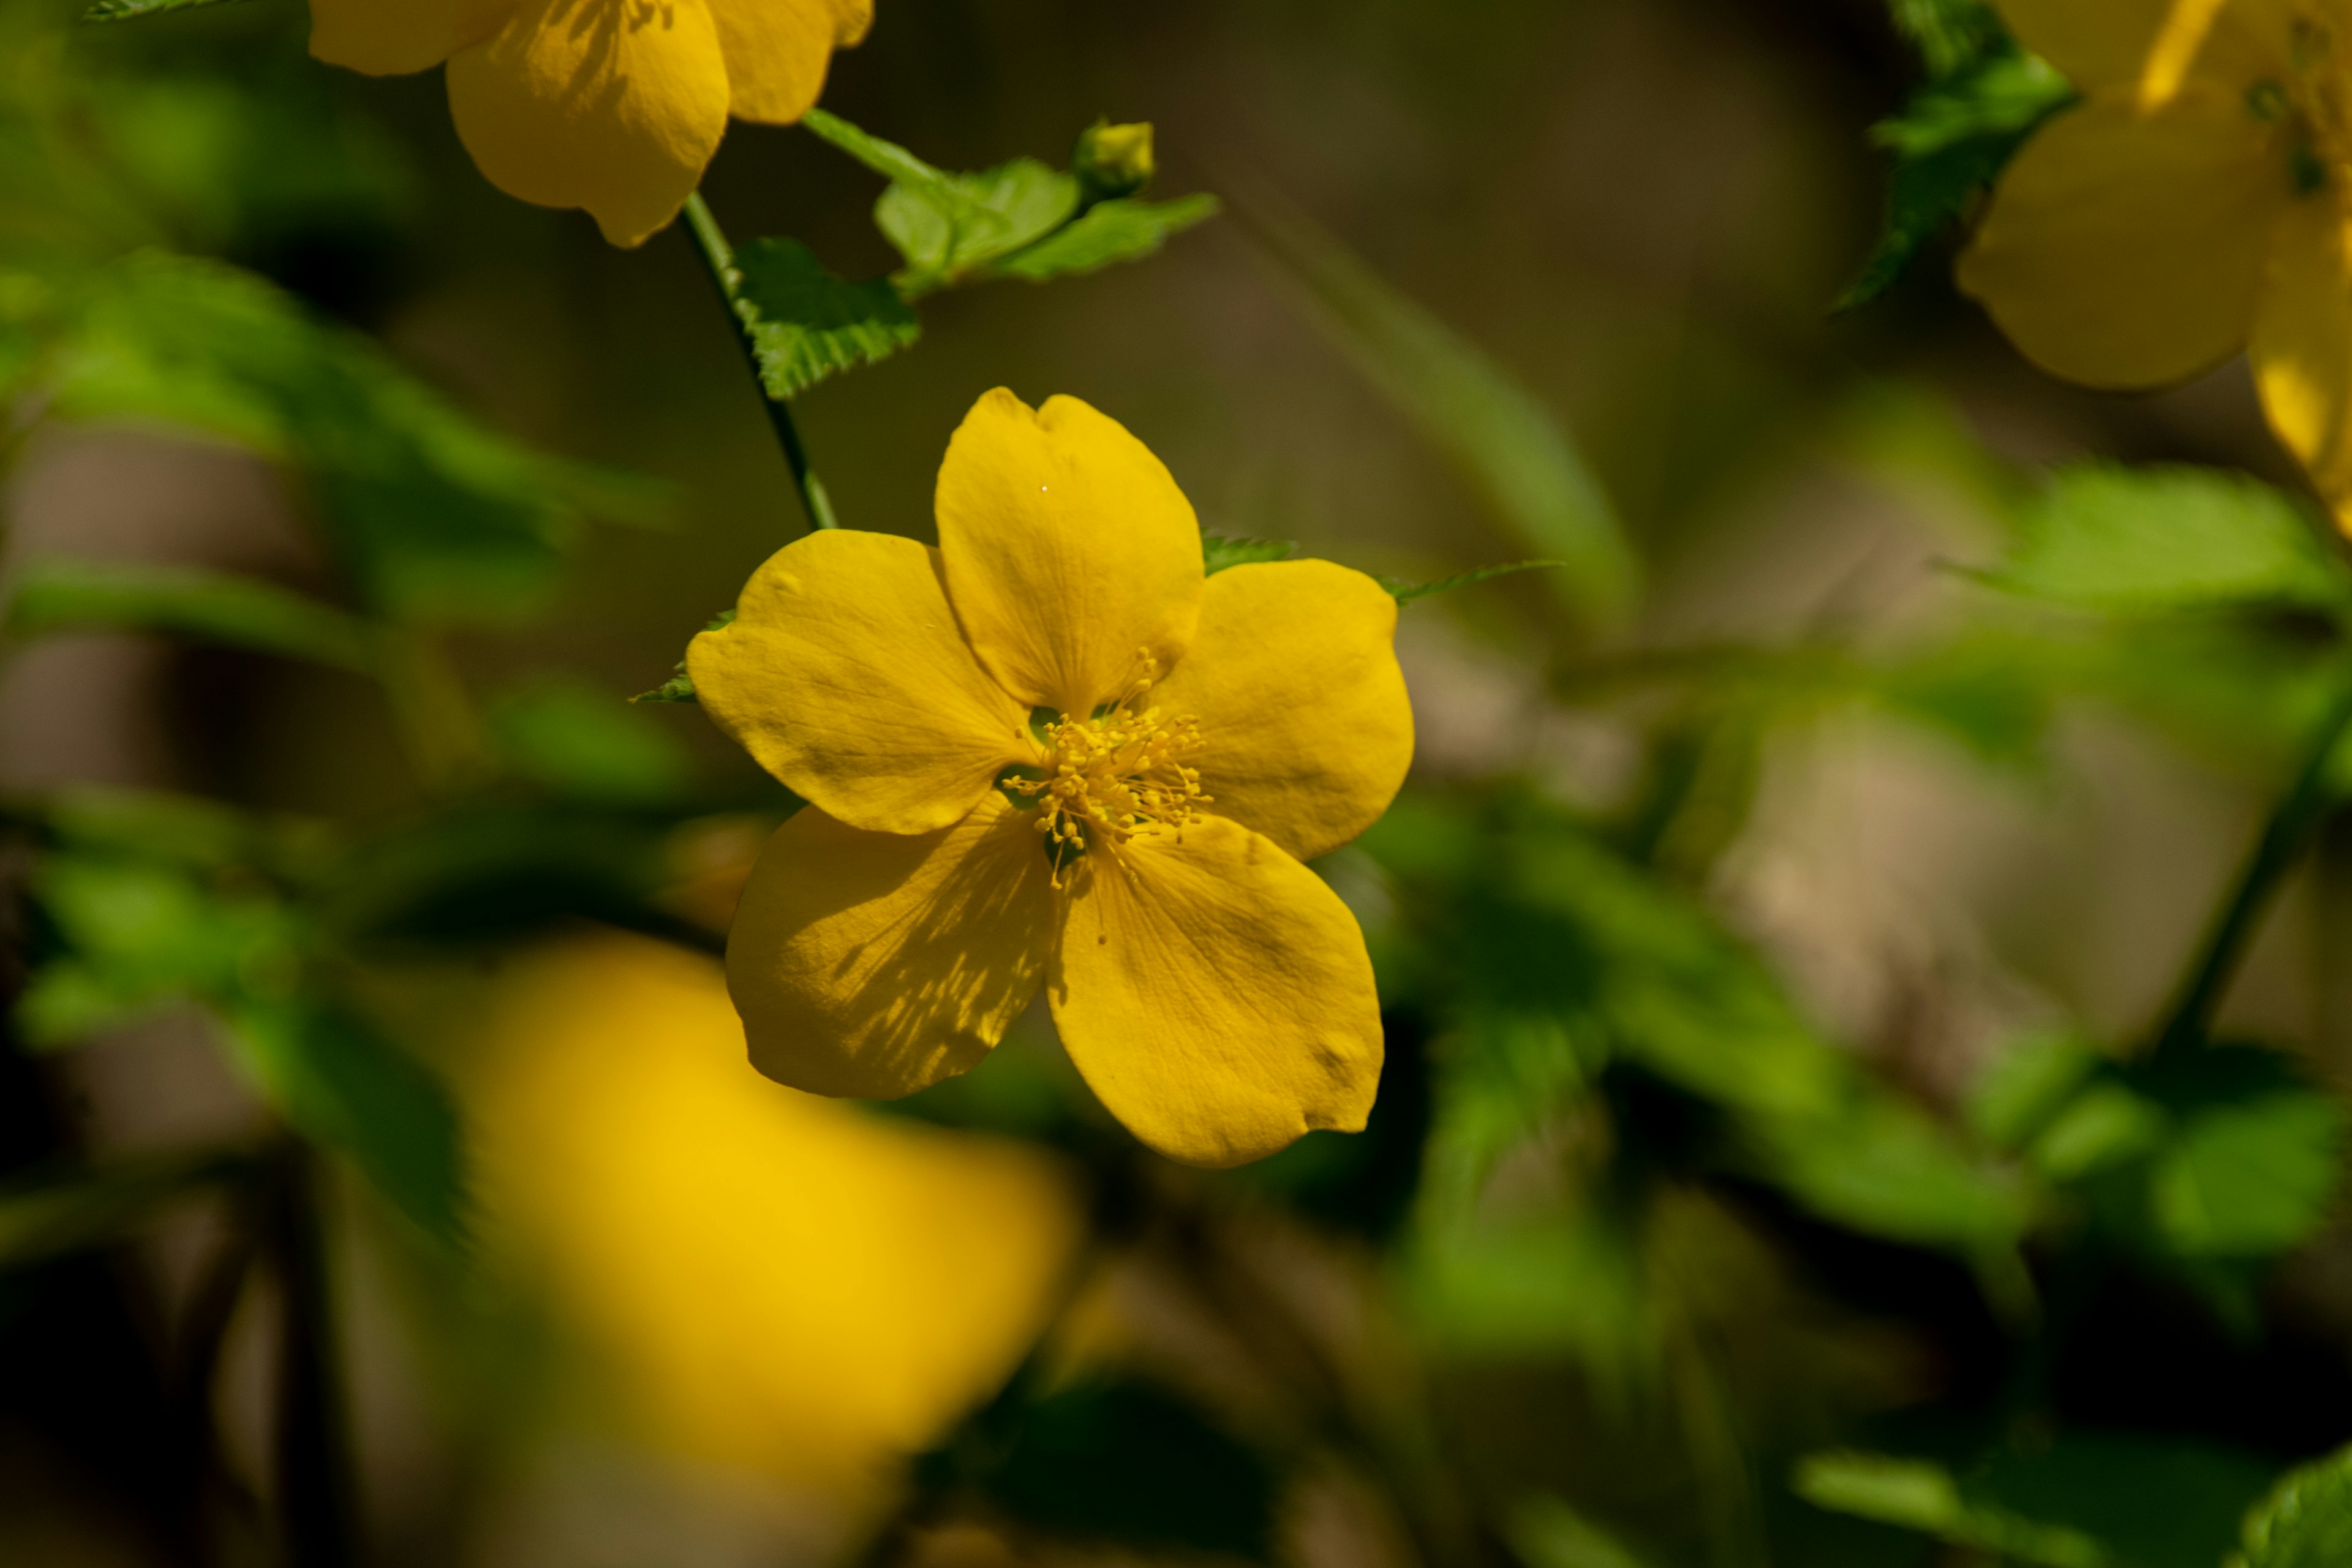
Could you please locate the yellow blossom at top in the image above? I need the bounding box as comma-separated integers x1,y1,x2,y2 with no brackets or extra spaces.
687,388,1415,1169
307,0,871,246
1960,0,2352,521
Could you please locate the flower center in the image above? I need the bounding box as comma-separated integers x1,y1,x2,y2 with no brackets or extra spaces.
1002,653,1208,882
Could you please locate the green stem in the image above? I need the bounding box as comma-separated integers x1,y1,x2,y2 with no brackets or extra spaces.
2154,664,2352,1057
680,191,839,533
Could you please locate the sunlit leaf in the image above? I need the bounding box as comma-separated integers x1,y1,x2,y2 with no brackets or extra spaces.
2234,1444,2352,1568
875,156,1077,289
730,238,919,399
988,194,1220,283
4,557,374,671
1236,189,1637,633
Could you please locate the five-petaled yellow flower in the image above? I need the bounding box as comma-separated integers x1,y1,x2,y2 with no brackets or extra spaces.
688,389,1414,1168
308,0,870,246
1961,0,2352,521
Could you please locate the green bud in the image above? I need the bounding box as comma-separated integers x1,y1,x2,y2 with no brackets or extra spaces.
1074,120,1155,203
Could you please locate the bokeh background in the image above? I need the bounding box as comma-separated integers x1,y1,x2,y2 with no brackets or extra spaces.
7,0,2352,1565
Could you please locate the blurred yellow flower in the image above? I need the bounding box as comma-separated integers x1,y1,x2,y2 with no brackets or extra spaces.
1959,1,2352,519
687,388,1412,1169
306,0,871,246
463,930,1082,1493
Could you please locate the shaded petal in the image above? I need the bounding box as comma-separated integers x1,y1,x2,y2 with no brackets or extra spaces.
728,795,1056,1101
310,0,518,74
1155,560,1412,863
1957,89,2287,388
1990,0,2290,97
447,0,729,247
1051,815,1382,1169
2253,197,2352,520
708,0,872,124
936,388,1204,718
688,529,1031,836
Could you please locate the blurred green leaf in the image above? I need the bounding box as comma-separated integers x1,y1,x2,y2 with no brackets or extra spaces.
2148,1088,2342,1259
46,251,657,620
1507,1494,1665,1568
2030,1080,2168,1183
1887,0,2009,76
1383,559,1567,605
1236,188,1637,633
1967,1035,2103,1150
1839,42,2071,307
0,1146,257,1275
4,557,374,671
731,238,919,399
1202,533,1296,575
987,193,1219,283
1794,1452,2109,1567
79,0,245,20
488,679,695,806
1985,465,2347,614
2234,1444,2352,1568
1752,1093,2028,1253
1978,1433,2277,1568
225,1002,465,1243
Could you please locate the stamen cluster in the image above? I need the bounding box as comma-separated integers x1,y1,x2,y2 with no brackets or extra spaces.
1006,653,1208,879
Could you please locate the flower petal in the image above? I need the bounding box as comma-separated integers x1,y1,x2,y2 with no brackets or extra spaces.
445,0,730,247
2253,197,2352,521
935,388,1204,718
707,0,872,124
1956,89,2286,388
728,795,1057,1101
688,529,1031,836
1155,560,1412,864
1051,815,1382,1169
309,0,518,74
1989,0,2288,97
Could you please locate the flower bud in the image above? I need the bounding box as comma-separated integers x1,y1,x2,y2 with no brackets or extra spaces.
1074,120,1155,203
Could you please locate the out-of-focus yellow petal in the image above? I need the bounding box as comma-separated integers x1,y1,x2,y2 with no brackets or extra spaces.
1155,560,1412,864
728,794,1055,1100
2253,197,2352,522
707,0,872,124
1051,815,1382,1169
464,932,1083,1494
445,0,730,247
309,0,517,74
688,530,1031,836
1957,90,2286,388
935,389,1204,719
1989,0,2288,95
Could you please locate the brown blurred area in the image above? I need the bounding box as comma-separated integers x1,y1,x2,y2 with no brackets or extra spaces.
4,0,2342,1562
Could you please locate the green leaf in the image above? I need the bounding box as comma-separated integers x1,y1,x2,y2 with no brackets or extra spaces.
47,252,657,621
0,1147,258,1275
80,0,246,20
1507,1495,1665,1568
2149,1088,2343,1258
1202,534,1295,575
987,194,1220,283
1793,1452,2109,1568
628,673,696,704
1887,0,2008,75
799,107,962,200
2234,1444,2352,1568
730,238,920,399
1236,190,1637,633
1839,45,2073,308
1382,559,1567,605
1967,1034,2103,1150
2030,1080,2169,1182
1983,464,2348,613
876,156,1079,288
487,679,695,806
225,1003,466,1243
4,557,374,672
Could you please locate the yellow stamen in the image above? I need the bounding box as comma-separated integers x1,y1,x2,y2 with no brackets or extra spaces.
1003,651,1209,886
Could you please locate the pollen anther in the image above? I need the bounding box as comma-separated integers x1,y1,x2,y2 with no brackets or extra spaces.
1004,650,1209,884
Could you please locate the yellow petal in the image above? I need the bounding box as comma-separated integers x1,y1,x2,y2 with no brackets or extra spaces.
708,0,872,124
935,389,1204,718
1956,89,2286,388
1989,0,2288,96
465,931,1082,1493
309,0,516,74
2252,197,2352,519
445,0,730,247
1051,815,1382,1169
727,794,1056,1100
1155,560,1412,864
688,529,1031,835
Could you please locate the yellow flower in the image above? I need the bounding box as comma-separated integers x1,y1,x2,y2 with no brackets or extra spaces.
1959,0,2352,516
306,0,871,246
686,389,1414,1169
464,930,1082,1494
